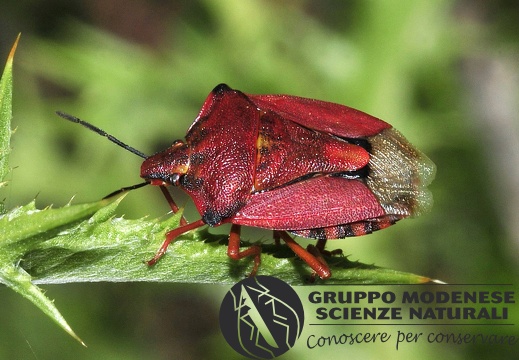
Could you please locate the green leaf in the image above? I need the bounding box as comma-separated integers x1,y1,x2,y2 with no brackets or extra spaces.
0,264,86,346
12,199,433,285
0,34,19,189
0,197,114,345
0,34,86,345
1,195,434,346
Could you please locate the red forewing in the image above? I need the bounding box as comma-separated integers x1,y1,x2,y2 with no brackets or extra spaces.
249,90,435,221
248,93,391,138
232,176,386,230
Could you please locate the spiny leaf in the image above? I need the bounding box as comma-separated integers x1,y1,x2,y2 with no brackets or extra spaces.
14,200,432,285
0,199,118,346
0,182,435,346
1,193,434,288
0,34,86,345
0,199,119,248
0,34,19,189
0,263,85,346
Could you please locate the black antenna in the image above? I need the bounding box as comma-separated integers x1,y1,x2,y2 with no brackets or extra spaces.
103,182,150,199
56,111,148,159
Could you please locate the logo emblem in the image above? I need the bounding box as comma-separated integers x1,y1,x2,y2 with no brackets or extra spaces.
219,276,304,359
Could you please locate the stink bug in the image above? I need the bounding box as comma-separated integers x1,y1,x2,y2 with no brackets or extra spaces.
57,84,435,279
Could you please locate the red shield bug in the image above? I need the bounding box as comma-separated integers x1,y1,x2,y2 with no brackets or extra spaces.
57,84,435,279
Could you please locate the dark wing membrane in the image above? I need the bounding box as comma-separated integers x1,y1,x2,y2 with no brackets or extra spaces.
366,128,436,217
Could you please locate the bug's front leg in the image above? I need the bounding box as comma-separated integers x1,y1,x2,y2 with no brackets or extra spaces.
147,219,205,266
159,185,188,226
276,231,331,279
227,224,262,277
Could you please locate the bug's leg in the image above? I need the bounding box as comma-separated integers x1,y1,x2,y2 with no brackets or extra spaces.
227,224,262,277
146,219,205,266
315,238,343,257
306,239,342,281
306,242,332,282
276,231,331,279
273,231,281,246
159,185,188,226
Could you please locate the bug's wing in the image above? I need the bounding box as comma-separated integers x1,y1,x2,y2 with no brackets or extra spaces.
232,176,386,230
248,94,391,138
249,91,436,218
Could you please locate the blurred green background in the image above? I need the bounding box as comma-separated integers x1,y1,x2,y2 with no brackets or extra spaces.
1,0,518,359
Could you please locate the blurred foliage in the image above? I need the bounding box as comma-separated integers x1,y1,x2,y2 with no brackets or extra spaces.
0,0,518,359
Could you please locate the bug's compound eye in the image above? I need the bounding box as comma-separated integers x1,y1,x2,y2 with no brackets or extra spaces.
168,173,182,186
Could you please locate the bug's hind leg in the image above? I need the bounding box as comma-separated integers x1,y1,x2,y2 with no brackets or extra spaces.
275,231,331,279
313,238,343,257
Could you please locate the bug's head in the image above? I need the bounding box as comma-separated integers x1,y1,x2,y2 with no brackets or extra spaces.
140,140,190,187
